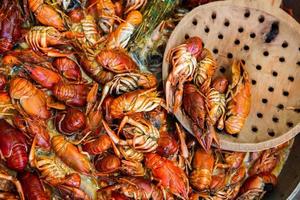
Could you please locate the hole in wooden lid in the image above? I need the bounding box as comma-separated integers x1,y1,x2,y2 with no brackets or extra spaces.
256,65,262,70
262,98,268,104
218,33,224,39
211,12,217,19
268,86,274,92
297,61,300,66
258,15,265,23
268,129,275,137
227,53,233,59
272,71,278,77
204,26,210,33
251,79,256,85
244,45,250,51
272,116,279,123
287,121,294,128
213,48,219,54
234,39,240,45
185,34,190,39
263,51,269,56
294,108,300,113
279,57,285,62
244,10,250,18
257,113,263,118
288,76,294,82
251,126,258,132
192,19,198,25
238,27,244,33
282,41,288,48
250,33,256,38
277,104,284,110
224,19,230,27
282,91,289,96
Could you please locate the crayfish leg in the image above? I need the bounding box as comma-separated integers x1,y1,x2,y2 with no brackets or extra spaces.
102,120,127,146
173,81,184,113
176,123,190,169
86,83,99,114
0,173,25,200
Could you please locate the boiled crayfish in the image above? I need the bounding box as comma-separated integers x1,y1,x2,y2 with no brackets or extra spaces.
109,88,165,119
165,36,203,112
145,153,189,199
99,72,157,107
9,77,51,119
225,60,251,134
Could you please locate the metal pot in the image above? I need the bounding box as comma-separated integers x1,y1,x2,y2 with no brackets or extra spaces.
265,136,300,199
264,1,300,199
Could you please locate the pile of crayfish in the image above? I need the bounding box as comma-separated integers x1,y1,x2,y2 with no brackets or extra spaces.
0,0,291,199
165,36,251,151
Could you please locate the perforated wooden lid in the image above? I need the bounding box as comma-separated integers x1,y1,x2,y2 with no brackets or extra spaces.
162,0,300,151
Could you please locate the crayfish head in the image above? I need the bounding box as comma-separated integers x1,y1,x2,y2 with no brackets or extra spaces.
68,8,84,23
185,36,203,59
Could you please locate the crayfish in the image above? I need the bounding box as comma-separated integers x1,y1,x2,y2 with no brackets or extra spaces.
103,115,160,153
225,60,251,134
9,77,52,119
13,115,51,150
25,26,82,58
238,173,277,200
0,119,28,172
99,72,157,107
205,76,228,130
165,36,203,112
19,172,49,200
145,153,189,199
51,135,93,175
106,10,143,49
183,83,219,151
109,88,165,119
28,0,65,30
98,177,164,200
55,108,86,136
29,136,92,199
193,48,217,92
0,0,24,53
52,57,82,81
190,148,214,191
0,163,25,200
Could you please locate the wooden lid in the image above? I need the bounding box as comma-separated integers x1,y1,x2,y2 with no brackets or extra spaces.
162,0,300,151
